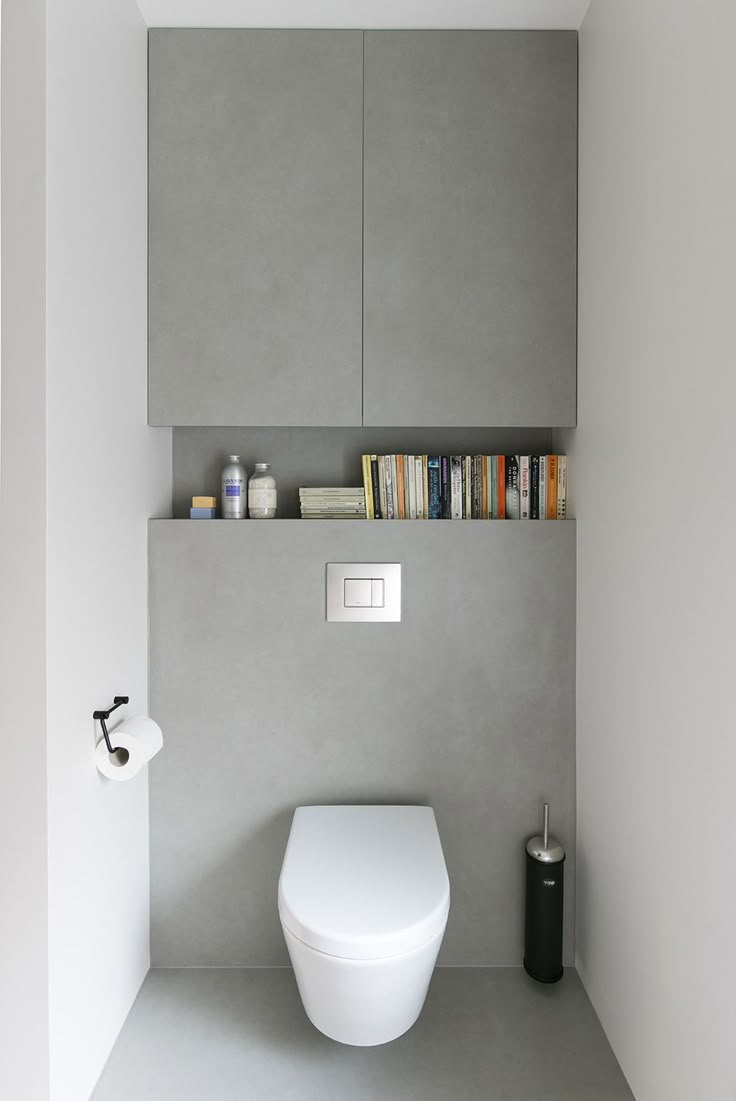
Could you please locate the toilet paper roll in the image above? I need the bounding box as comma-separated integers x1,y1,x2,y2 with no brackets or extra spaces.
95,715,163,782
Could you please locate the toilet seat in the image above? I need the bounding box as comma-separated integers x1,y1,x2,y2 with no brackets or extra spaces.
278,805,450,961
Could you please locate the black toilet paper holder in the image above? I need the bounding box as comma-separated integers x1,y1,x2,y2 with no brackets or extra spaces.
93,696,129,754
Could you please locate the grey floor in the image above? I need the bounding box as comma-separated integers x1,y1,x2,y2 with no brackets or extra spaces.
91,967,633,1100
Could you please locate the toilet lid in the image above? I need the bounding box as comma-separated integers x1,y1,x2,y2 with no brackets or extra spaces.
278,805,450,961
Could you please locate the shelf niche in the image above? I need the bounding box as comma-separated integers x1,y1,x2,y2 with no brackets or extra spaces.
172,425,558,519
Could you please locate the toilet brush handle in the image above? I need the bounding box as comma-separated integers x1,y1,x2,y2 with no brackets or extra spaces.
543,803,549,852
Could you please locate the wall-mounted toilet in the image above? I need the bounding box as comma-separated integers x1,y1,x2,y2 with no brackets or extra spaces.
278,804,450,1046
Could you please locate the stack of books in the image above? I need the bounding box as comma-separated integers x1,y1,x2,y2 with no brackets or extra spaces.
299,487,367,519
361,455,567,520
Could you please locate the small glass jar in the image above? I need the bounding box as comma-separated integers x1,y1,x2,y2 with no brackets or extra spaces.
248,463,277,519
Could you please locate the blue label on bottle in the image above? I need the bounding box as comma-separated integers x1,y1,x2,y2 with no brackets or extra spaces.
225,485,241,497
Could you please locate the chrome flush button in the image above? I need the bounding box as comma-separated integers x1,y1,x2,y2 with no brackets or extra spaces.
344,578,372,607
327,564,401,622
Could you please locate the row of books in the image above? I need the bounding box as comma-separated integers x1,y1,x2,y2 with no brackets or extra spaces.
360,455,568,520
299,487,367,518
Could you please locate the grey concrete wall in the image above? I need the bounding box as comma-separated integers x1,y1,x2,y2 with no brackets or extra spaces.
149,519,575,965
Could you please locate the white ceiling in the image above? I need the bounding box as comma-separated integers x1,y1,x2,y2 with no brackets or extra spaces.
137,1,591,30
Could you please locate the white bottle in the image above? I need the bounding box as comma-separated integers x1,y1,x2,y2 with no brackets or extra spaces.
248,463,277,519
221,455,247,519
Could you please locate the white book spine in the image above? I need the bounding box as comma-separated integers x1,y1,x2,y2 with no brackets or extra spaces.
403,456,410,520
415,457,424,520
464,455,472,518
539,455,547,520
408,456,417,519
385,456,394,519
520,455,530,519
391,455,399,518
450,457,463,519
378,456,387,519
557,455,567,519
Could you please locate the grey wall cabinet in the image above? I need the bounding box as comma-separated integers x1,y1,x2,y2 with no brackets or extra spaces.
149,30,577,428
363,31,578,427
148,30,363,426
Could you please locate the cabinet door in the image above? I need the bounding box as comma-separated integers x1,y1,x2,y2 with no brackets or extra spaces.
363,31,577,427
149,31,363,426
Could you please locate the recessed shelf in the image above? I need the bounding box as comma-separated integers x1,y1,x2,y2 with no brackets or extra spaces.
172,427,561,518
151,518,575,528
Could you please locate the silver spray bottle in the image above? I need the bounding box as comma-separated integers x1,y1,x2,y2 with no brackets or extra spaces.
221,455,247,519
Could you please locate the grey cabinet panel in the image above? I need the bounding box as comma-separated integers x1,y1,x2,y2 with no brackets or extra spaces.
149,31,363,426
363,32,578,427
149,520,576,965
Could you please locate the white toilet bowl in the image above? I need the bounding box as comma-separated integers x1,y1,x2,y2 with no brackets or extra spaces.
278,805,450,1047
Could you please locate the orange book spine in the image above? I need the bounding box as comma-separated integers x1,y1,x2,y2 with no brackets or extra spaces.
396,454,405,519
547,455,558,519
497,456,506,518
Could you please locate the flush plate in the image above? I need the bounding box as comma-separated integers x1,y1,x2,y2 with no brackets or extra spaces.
326,563,401,622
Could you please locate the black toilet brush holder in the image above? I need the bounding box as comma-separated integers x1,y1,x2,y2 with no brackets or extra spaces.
523,802,565,983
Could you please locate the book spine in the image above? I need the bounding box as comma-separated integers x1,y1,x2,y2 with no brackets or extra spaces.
370,456,382,519
538,455,547,521
391,456,399,518
300,504,366,512
378,455,387,519
396,454,405,519
385,456,395,519
497,456,506,518
299,497,365,505
437,456,448,519
408,456,417,519
546,455,558,519
415,456,424,519
450,456,463,519
506,455,520,519
428,456,441,518
519,456,530,519
463,455,471,518
481,456,489,520
362,455,374,520
530,455,540,519
473,455,483,519
557,455,567,519
490,455,497,518
423,456,429,519
403,456,410,520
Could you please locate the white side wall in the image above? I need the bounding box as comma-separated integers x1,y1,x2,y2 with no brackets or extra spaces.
0,1,50,1098
570,2,736,1099
44,2,171,1098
